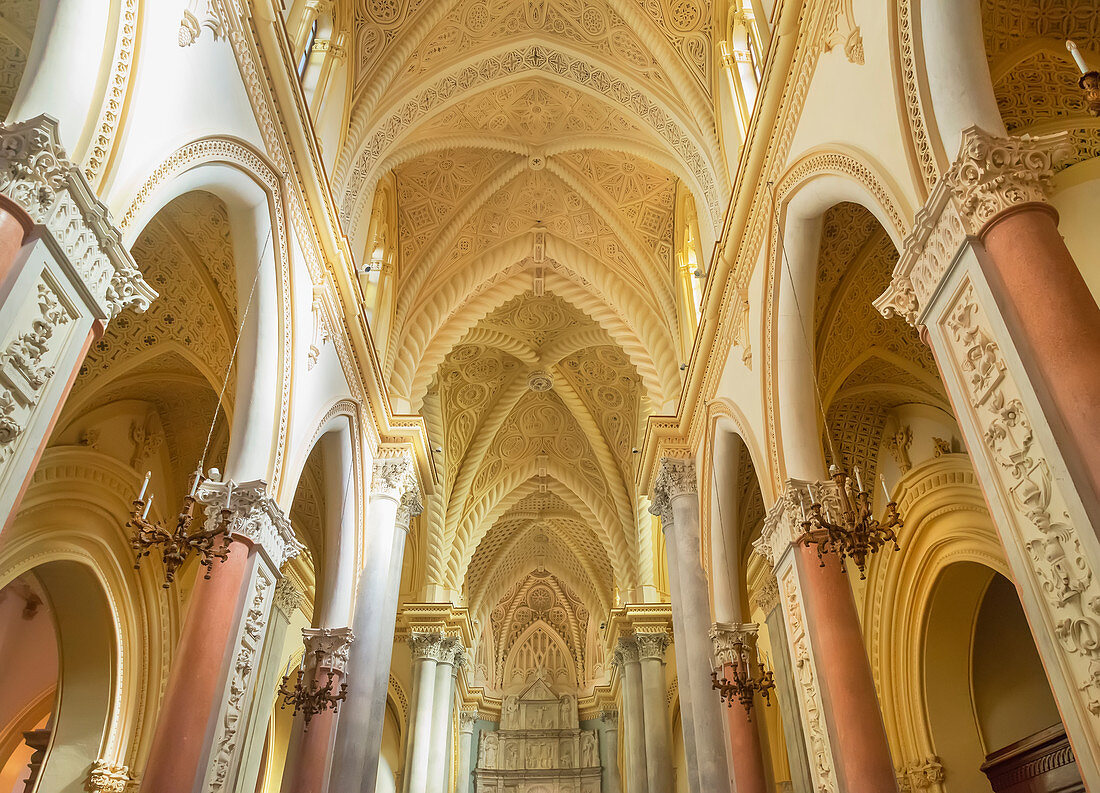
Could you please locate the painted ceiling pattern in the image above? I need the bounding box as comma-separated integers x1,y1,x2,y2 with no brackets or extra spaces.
364,1,715,690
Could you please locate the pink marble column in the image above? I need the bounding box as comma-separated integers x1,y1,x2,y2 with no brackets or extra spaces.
0,197,31,289
139,537,254,793
721,663,769,793
979,203,1100,513
794,544,895,792
281,627,354,793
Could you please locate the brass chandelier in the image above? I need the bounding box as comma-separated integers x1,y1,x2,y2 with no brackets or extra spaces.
798,466,901,579
710,638,776,717
128,470,231,588
277,661,348,729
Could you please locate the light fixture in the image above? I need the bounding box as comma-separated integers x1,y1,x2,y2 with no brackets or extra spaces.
277,660,348,730
130,231,272,587
797,467,901,579
710,637,775,717
128,469,231,588
1067,41,1100,116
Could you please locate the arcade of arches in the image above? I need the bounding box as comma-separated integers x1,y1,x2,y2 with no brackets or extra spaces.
0,1,1099,792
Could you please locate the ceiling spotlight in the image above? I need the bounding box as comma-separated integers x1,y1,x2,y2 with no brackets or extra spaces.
631,448,639,454
680,363,688,371
693,268,706,278
434,446,443,454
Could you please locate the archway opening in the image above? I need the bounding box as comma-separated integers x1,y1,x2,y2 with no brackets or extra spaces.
0,561,115,793
924,563,1077,792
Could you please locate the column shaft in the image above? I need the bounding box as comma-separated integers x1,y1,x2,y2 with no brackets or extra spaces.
330,456,421,793
637,646,674,792
599,711,623,793
401,635,442,793
424,646,458,793
980,204,1100,509
620,651,648,793
721,665,769,793
455,713,476,793
653,458,733,791
140,539,253,793
795,545,895,792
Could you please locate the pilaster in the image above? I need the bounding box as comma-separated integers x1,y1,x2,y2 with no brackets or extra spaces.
877,126,1100,786
0,115,156,528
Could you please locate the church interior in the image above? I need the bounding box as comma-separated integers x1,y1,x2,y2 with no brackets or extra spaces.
0,1,1098,792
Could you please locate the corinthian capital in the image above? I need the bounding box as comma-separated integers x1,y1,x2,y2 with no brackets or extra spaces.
649,457,697,523
196,477,303,569
753,478,841,570
0,115,156,320
302,626,355,673
634,631,671,662
877,127,1071,329
371,453,418,501
396,483,423,530
407,631,446,661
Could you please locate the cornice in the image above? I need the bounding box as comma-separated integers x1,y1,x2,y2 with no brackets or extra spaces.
394,602,475,647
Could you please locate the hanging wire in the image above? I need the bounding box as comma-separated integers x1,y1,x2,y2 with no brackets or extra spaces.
776,231,841,472
196,228,273,478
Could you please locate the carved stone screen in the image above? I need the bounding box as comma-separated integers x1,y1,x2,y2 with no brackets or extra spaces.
475,678,601,793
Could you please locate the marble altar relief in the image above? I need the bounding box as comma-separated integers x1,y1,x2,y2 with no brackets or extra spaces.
475,677,601,792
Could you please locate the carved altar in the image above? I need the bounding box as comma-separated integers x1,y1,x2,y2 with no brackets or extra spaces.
475,679,601,793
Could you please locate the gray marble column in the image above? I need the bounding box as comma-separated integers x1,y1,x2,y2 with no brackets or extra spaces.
757,576,813,793
651,457,732,792
599,707,623,793
401,633,444,793
614,637,648,793
636,632,674,793
425,638,462,793
455,710,477,793
330,455,421,793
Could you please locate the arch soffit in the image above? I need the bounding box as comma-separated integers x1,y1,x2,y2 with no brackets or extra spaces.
59,340,234,429
278,398,363,512
705,398,773,504
337,46,724,240
446,470,633,595
761,149,914,487
395,242,677,409
821,348,948,412
115,136,295,491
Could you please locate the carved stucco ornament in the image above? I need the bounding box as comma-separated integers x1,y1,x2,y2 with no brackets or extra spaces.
0,116,157,320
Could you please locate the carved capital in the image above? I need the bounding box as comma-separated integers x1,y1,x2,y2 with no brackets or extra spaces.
408,631,447,661
649,457,697,523
272,577,304,619
195,478,303,569
634,631,671,662
753,478,841,570
599,707,618,727
754,575,781,614
612,635,640,666
371,454,418,501
302,626,355,673
709,622,759,669
877,127,1071,329
396,483,423,531
178,0,228,47
459,708,479,731
0,115,156,320
86,760,130,793
897,756,945,790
